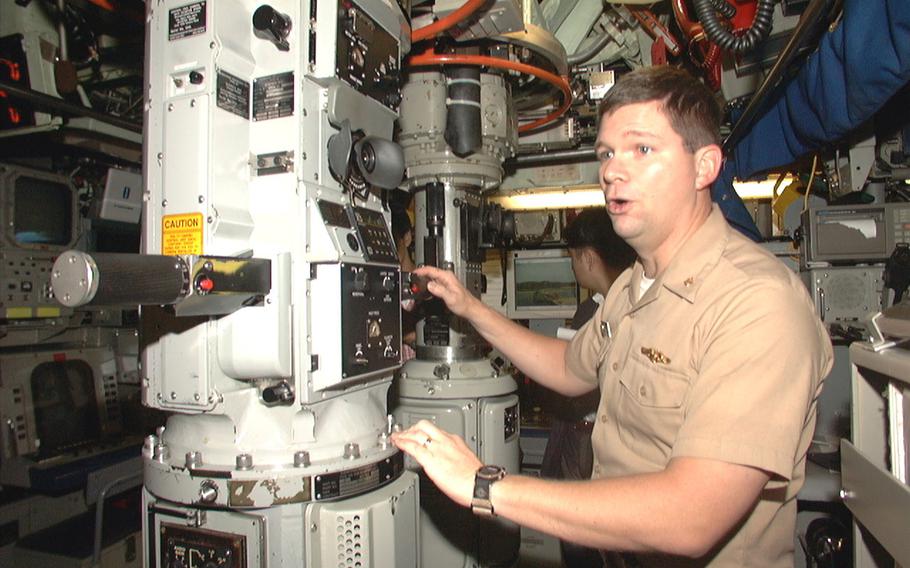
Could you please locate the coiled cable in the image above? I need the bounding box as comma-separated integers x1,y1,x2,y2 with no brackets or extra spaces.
710,0,737,19
693,0,774,53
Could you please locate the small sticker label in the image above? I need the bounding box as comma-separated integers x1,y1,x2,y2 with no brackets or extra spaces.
252,72,294,121
162,213,204,255
169,1,206,41
216,69,250,119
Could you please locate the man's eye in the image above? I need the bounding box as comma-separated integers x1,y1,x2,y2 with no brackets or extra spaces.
638,145,652,154
598,150,614,161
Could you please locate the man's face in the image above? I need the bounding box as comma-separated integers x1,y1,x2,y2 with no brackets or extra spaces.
595,101,700,256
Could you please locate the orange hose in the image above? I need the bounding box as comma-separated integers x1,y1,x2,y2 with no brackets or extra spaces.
81,0,145,24
672,0,703,39
674,0,724,89
408,51,573,133
411,0,489,43
85,0,116,11
704,43,722,90
629,8,681,57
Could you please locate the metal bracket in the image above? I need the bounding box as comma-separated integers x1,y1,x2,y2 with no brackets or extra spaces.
867,311,910,352
191,509,207,527
251,151,294,176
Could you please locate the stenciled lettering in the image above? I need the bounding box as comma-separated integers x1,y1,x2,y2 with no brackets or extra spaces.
164,217,201,230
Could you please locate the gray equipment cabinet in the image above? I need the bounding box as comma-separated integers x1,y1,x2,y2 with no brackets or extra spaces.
843,339,910,566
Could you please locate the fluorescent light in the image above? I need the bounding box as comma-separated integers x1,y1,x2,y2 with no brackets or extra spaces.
490,176,790,210
490,185,605,210
733,175,794,200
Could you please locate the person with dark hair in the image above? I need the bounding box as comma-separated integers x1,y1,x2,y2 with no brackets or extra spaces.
564,207,637,326
393,66,831,567
541,208,635,568
391,203,416,273
390,198,417,360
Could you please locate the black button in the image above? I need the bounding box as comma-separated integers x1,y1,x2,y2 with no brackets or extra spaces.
346,233,360,251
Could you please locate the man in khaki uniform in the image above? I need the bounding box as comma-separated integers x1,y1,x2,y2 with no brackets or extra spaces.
393,66,833,567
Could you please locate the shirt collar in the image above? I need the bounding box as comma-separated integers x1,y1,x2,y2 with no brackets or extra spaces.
625,205,730,306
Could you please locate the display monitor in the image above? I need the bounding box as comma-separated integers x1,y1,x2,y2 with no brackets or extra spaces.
506,248,578,320
801,202,910,264
0,346,133,492
31,359,103,456
0,347,122,464
0,164,77,251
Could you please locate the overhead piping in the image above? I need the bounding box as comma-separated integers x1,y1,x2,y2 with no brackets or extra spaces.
0,79,142,133
56,0,69,61
509,147,595,165
411,0,489,42
567,32,614,66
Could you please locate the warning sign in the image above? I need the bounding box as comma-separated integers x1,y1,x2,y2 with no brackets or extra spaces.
162,213,204,255
169,1,206,41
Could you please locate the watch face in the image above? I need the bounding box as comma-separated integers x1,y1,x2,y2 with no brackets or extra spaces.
478,465,504,478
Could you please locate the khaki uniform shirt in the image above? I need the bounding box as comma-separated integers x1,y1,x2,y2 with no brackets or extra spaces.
566,206,833,567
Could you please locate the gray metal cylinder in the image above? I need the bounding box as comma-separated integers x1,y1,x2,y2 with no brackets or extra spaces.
51,251,187,307
414,183,486,358
399,71,516,191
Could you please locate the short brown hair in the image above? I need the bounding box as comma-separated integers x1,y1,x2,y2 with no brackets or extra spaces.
597,66,721,153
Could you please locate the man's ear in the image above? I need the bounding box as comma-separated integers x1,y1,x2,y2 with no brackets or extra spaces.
694,144,723,192
583,247,596,271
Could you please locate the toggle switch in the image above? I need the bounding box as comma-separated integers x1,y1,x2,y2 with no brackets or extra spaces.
353,269,369,292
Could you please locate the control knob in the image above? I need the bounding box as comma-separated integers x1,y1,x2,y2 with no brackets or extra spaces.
252,5,292,51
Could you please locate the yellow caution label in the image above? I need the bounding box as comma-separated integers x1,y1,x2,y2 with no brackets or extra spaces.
5,307,33,319
36,306,62,318
162,213,204,255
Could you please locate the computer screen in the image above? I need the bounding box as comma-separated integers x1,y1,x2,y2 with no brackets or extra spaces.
30,360,102,456
506,248,578,319
802,203,910,264
13,175,73,247
0,347,127,490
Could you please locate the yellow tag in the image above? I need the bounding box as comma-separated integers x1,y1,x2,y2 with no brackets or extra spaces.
772,182,803,220
36,306,61,318
162,213,204,255
5,307,32,319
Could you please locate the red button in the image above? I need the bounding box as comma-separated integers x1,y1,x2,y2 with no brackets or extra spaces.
198,277,214,292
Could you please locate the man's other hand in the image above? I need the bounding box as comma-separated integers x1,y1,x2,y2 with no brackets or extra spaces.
392,420,482,508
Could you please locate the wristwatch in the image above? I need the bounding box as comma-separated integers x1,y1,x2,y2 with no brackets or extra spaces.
471,465,506,517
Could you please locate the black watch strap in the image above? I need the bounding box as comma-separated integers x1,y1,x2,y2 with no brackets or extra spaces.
471,465,506,517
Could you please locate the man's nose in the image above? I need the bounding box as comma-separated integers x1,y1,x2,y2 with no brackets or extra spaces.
600,159,625,186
